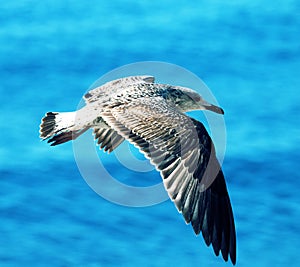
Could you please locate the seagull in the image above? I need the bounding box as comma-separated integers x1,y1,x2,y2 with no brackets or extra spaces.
40,75,236,264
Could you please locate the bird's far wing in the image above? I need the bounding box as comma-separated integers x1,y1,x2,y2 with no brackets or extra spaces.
84,75,155,103
93,127,124,153
100,97,236,264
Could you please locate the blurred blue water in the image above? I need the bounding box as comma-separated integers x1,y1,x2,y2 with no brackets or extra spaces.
1,0,300,266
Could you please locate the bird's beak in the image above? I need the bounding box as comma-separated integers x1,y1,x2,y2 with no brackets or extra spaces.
200,99,224,115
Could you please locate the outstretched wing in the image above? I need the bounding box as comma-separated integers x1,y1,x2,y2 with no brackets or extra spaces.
84,75,155,103
100,97,236,264
93,127,124,153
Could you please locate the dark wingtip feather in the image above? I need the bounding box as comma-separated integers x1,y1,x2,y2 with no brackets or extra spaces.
48,132,73,146
188,170,236,265
47,127,89,146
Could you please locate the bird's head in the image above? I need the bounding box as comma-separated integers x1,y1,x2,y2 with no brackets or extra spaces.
165,86,224,114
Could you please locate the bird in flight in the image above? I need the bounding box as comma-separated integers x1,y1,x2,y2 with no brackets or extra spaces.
40,75,236,264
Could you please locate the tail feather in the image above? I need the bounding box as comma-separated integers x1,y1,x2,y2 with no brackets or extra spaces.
40,112,59,139
40,111,88,146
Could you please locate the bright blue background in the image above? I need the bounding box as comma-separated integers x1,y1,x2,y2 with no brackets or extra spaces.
1,0,300,266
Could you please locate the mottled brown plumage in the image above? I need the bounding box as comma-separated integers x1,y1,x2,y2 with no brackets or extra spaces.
40,75,236,264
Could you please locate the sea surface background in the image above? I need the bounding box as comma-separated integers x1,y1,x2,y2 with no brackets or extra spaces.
1,1,300,266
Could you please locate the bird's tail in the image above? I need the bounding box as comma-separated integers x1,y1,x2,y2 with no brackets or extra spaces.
39,112,88,146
